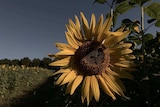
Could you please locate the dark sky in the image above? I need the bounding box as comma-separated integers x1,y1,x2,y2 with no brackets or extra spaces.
0,0,159,60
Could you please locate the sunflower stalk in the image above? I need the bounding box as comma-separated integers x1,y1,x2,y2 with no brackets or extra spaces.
141,6,151,107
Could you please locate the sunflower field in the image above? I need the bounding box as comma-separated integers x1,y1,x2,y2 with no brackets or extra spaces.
0,65,53,107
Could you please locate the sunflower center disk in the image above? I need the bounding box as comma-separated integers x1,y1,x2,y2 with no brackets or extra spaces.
75,41,110,76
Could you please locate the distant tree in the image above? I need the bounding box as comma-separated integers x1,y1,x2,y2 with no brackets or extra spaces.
11,59,20,65
0,58,11,65
20,57,31,66
32,58,41,67
40,57,52,68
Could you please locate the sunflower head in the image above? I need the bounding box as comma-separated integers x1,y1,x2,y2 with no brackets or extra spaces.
49,12,136,106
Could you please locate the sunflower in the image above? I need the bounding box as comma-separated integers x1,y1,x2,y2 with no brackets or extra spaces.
49,12,136,106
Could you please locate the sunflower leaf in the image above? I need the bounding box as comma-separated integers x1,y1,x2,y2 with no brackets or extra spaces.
155,20,160,27
144,2,160,20
114,1,135,14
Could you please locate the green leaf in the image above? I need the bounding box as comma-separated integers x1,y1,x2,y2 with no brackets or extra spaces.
144,2,160,19
94,0,106,4
143,33,154,43
129,0,150,6
155,20,160,27
114,1,134,14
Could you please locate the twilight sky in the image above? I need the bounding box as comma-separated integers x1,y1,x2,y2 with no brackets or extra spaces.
0,0,159,60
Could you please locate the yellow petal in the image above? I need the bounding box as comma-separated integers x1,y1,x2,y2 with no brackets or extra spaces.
97,16,113,42
60,70,77,85
80,12,89,28
94,14,103,41
65,32,80,49
119,55,136,61
103,16,113,33
81,76,91,103
102,73,124,96
66,24,83,41
114,61,136,68
49,56,71,66
90,13,96,33
75,15,81,31
70,75,83,95
116,25,126,32
56,43,75,51
110,43,132,50
80,12,91,40
55,72,69,85
97,75,116,100
104,30,130,46
120,49,133,54
65,81,73,94
111,66,134,79
90,76,100,102
53,68,70,76
55,50,75,56
106,68,120,77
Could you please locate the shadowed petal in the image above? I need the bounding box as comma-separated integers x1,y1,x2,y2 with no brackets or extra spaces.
90,76,100,102
70,75,83,95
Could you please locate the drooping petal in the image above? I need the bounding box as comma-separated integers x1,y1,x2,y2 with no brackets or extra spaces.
65,80,73,94
81,76,91,104
60,70,77,85
114,61,136,68
55,72,69,85
70,75,83,95
102,73,124,96
90,76,100,102
110,66,134,79
97,75,116,100
109,43,132,51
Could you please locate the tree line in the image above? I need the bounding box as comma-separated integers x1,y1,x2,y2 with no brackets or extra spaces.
0,57,58,70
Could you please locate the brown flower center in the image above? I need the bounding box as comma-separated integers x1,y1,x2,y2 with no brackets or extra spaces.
74,41,110,76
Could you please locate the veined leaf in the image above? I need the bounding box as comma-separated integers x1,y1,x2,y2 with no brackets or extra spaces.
144,2,160,19
115,1,135,14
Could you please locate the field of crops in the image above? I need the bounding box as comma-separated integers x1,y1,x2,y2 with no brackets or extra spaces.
0,64,53,107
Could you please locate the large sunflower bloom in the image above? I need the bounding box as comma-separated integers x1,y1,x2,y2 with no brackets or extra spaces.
49,12,136,105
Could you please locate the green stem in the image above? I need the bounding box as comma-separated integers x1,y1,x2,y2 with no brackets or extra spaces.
141,6,151,107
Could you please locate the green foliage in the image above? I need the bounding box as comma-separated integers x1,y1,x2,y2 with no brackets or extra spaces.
144,2,160,27
129,0,151,6
155,20,160,27
114,1,134,14
144,2,160,19
143,33,154,43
